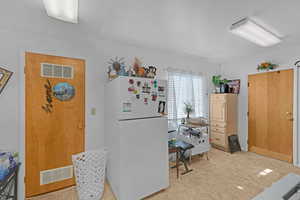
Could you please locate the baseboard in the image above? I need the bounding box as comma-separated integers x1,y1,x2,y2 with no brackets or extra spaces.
249,146,292,163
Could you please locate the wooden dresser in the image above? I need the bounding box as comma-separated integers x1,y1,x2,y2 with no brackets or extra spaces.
210,94,237,151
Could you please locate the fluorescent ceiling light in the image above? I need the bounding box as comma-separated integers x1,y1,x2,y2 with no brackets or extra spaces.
230,18,281,47
43,0,78,23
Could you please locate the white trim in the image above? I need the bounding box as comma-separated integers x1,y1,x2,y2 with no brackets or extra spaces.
294,66,299,167
19,50,26,200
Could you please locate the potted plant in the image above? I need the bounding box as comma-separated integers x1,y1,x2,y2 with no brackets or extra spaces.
212,75,230,93
184,102,194,119
220,78,229,93
257,62,277,72
212,75,222,93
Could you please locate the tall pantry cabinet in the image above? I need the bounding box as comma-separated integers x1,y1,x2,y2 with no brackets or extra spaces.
210,94,238,151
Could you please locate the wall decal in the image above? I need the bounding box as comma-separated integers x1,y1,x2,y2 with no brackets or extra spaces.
0,66,13,95
41,79,53,113
53,82,75,101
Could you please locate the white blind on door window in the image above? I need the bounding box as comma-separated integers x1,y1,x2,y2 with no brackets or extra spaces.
168,71,208,120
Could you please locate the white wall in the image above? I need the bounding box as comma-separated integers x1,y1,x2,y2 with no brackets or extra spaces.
0,32,218,151
0,11,218,200
0,30,104,151
221,44,300,152
96,37,219,81
0,1,219,153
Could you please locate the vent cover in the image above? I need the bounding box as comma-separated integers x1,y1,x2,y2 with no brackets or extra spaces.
41,63,73,79
40,165,73,185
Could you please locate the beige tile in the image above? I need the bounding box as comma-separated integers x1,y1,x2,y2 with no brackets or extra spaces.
27,148,300,200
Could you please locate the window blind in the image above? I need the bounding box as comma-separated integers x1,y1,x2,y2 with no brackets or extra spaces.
167,71,208,120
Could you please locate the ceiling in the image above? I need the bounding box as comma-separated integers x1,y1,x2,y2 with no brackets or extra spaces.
3,0,300,63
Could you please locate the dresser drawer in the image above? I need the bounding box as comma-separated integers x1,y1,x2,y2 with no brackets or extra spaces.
211,94,227,101
210,121,227,128
210,126,226,134
211,132,226,147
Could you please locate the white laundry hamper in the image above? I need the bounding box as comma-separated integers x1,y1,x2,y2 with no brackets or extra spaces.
72,149,108,200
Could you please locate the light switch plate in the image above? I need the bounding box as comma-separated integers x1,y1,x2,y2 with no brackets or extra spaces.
91,107,96,115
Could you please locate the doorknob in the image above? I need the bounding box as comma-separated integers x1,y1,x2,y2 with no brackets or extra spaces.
286,112,293,121
78,122,84,129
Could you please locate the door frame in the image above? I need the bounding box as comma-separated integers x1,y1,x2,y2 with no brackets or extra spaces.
18,51,86,199
294,66,300,167
247,67,299,167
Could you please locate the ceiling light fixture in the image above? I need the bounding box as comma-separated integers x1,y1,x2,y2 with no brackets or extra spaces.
230,18,281,47
43,0,78,23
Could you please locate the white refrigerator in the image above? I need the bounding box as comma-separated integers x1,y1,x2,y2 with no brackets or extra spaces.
104,76,169,200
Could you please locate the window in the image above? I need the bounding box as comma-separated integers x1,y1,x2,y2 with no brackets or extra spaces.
168,71,208,120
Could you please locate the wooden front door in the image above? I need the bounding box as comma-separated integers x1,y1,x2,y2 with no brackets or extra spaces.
248,69,293,163
25,52,85,197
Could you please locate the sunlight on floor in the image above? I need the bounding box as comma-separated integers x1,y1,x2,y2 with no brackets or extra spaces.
236,186,244,190
258,168,273,176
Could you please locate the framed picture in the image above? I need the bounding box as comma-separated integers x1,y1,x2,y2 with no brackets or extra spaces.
228,79,240,94
0,67,13,95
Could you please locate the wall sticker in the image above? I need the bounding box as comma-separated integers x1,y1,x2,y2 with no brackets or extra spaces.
0,66,13,95
41,79,53,113
53,82,75,101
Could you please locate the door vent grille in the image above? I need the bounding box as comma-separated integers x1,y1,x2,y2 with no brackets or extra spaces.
41,63,73,79
40,165,73,185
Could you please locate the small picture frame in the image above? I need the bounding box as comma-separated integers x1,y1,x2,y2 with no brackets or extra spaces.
228,79,240,94
0,67,13,95
228,135,241,154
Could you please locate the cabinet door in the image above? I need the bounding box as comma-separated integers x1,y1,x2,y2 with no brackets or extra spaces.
248,69,293,163
210,98,227,122
210,121,227,128
210,126,226,134
211,132,226,147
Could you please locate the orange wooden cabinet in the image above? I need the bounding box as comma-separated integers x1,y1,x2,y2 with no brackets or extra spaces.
210,94,238,151
248,69,293,163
